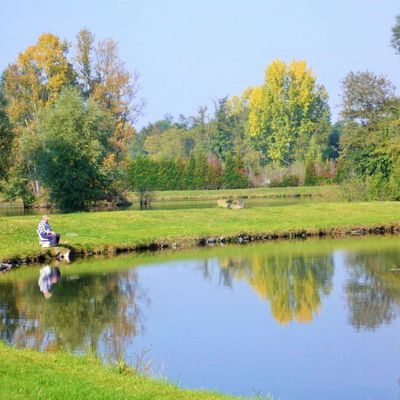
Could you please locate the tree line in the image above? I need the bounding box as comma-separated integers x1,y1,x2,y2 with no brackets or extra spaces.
0,15,400,211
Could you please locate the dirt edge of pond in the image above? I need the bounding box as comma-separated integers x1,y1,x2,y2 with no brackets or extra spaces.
1,223,398,273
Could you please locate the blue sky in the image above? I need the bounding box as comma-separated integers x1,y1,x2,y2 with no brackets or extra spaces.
1,0,399,127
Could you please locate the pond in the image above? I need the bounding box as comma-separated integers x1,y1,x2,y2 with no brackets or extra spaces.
0,196,318,217
1,236,400,399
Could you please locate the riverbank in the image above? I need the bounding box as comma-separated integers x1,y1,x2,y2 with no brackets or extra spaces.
0,343,245,400
1,201,400,265
127,185,339,202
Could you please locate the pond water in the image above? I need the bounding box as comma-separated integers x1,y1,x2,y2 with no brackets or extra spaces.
1,237,400,399
0,197,316,217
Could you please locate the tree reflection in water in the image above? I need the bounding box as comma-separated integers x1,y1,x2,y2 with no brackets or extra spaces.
218,253,334,324
0,269,148,360
344,250,400,331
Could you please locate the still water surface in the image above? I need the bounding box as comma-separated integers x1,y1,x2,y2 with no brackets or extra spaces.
1,237,400,399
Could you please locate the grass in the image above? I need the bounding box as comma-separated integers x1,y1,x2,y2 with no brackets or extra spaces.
127,185,339,201
0,343,246,400
1,201,400,262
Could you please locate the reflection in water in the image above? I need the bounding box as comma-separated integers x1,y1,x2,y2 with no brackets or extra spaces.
2,241,400,399
38,266,61,299
0,269,147,359
219,253,334,324
344,250,400,330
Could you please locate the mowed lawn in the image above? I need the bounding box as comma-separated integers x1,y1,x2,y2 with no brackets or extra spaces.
1,201,400,262
0,344,243,400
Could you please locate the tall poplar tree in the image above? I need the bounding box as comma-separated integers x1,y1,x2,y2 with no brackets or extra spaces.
248,60,330,165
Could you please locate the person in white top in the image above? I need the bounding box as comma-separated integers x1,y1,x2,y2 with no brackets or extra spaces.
37,215,61,245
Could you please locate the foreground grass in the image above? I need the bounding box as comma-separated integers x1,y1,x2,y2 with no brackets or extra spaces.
128,185,339,201
1,201,400,262
0,344,244,400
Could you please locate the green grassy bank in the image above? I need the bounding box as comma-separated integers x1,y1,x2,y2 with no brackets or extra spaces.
1,201,400,263
0,343,244,400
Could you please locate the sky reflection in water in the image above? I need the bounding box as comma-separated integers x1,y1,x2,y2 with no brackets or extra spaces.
1,238,400,400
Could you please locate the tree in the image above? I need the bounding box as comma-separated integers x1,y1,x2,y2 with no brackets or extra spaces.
4,33,74,132
209,97,235,161
0,80,13,181
74,28,95,97
34,88,114,212
248,60,330,166
304,158,317,186
324,122,342,160
128,156,158,206
341,71,395,125
222,154,249,189
391,15,400,56
92,38,142,160
183,154,196,189
2,33,75,202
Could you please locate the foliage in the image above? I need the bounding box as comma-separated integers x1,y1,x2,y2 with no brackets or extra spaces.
3,33,74,133
391,14,400,56
341,71,395,125
0,29,142,211
209,97,235,161
128,153,227,192
74,28,95,97
339,72,400,199
324,122,342,159
0,81,12,181
304,159,318,186
91,37,142,160
34,88,114,211
269,175,300,188
222,154,250,189
248,60,330,165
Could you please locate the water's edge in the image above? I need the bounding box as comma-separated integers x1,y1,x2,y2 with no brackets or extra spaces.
1,223,397,272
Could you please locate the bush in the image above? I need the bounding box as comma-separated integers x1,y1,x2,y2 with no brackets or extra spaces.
339,175,368,202
304,159,318,186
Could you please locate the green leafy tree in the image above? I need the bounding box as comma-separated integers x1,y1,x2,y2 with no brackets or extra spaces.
193,152,208,189
34,88,114,212
0,80,13,181
391,14,400,56
128,156,159,205
222,155,249,189
210,97,235,161
183,154,196,189
74,28,95,97
341,71,395,125
304,158,317,186
324,122,342,160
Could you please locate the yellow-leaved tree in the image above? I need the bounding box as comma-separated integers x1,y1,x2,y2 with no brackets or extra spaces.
248,60,330,166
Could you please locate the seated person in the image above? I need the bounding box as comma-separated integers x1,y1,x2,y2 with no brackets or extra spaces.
38,266,61,299
38,215,60,245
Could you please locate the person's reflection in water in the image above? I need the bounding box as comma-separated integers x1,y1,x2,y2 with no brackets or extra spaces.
38,266,61,299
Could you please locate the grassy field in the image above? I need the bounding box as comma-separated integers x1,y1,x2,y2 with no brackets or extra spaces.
0,343,247,400
1,201,400,262
127,185,339,201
